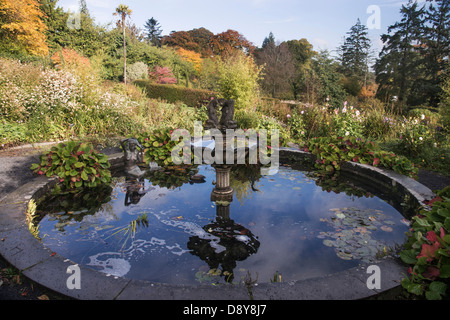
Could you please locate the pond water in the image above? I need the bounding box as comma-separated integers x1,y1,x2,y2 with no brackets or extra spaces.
36,165,410,285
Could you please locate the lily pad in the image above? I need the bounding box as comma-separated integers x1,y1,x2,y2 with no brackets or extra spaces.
336,213,346,219
336,251,353,260
323,240,334,247
319,206,397,262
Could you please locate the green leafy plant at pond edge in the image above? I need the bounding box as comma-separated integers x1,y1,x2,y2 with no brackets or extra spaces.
400,187,450,300
137,128,193,167
30,141,111,189
303,136,419,178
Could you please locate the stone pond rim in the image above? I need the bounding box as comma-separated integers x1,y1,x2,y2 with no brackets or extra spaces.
0,147,436,300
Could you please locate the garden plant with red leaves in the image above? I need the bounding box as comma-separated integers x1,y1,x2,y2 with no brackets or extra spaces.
400,186,450,300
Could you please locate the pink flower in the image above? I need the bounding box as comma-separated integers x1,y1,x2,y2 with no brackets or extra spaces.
287,114,291,118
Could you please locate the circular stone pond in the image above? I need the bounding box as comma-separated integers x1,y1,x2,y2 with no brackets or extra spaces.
0,148,436,300
36,164,411,286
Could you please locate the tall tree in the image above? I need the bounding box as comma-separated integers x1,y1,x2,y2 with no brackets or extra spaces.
261,32,275,50
285,38,316,100
162,31,198,52
38,0,68,51
339,19,372,85
209,29,255,57
187,28,214,57
144,17,162,47
310,50,346,108
0,0,49,56
255,35,295,98
114,4,132,84
375,1,425,108
419,0,450,107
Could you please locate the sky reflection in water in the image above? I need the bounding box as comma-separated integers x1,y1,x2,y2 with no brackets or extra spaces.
37,165,410,285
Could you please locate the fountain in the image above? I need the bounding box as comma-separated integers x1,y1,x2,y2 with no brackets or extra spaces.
0,97,436,299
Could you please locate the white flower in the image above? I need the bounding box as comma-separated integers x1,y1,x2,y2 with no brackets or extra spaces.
345,131,350,136
421,114,425,120
342,106,347,113
419,137,423,141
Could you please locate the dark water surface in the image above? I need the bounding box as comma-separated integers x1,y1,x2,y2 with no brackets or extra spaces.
36,165,410,285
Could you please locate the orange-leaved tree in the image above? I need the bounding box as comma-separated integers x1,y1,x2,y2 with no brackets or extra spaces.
176,48,203,74
209,30,255,58
0,0,49,56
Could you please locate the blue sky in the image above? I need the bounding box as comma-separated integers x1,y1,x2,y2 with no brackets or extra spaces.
57,0,418,55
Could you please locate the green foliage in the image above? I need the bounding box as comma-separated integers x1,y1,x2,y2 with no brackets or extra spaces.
287,110,307,143
215,53,263,110
400,187,450,300
30,141,111,189
256,115,290,147
338,19,371,82
138,128,192,167
0,121,27,146
134,80,214,107
305,136,419,178
439,76,450,131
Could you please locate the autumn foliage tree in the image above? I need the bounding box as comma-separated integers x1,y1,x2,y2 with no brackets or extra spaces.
209,29,255,57
176,48,202,73
0,0,49,56
149,66,177,84
163,28,254,58
162,31,199,52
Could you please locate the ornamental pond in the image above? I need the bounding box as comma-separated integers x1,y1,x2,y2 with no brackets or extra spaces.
34,162,411,286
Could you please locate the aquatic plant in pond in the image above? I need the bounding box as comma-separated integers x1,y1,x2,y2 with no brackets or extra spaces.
318,207,408,263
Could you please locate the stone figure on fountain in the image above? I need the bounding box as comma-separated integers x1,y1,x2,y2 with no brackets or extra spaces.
204,98,238,132
120,138,145,177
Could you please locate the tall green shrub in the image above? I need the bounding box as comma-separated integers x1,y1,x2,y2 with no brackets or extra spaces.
215,52,263,110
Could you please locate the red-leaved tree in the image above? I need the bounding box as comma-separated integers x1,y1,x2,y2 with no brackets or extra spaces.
149,66,177,84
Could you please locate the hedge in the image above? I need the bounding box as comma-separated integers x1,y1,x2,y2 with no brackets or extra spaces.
134,80,216,107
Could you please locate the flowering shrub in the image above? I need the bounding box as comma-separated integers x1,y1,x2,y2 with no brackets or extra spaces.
287,110,307,143
400,187,450,300
26,69,81,120
0,58,149,141
399,116,434,156
126,61,149,83
332,102,364,138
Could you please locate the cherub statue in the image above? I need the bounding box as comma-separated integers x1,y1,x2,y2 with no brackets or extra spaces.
204,98,237,131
